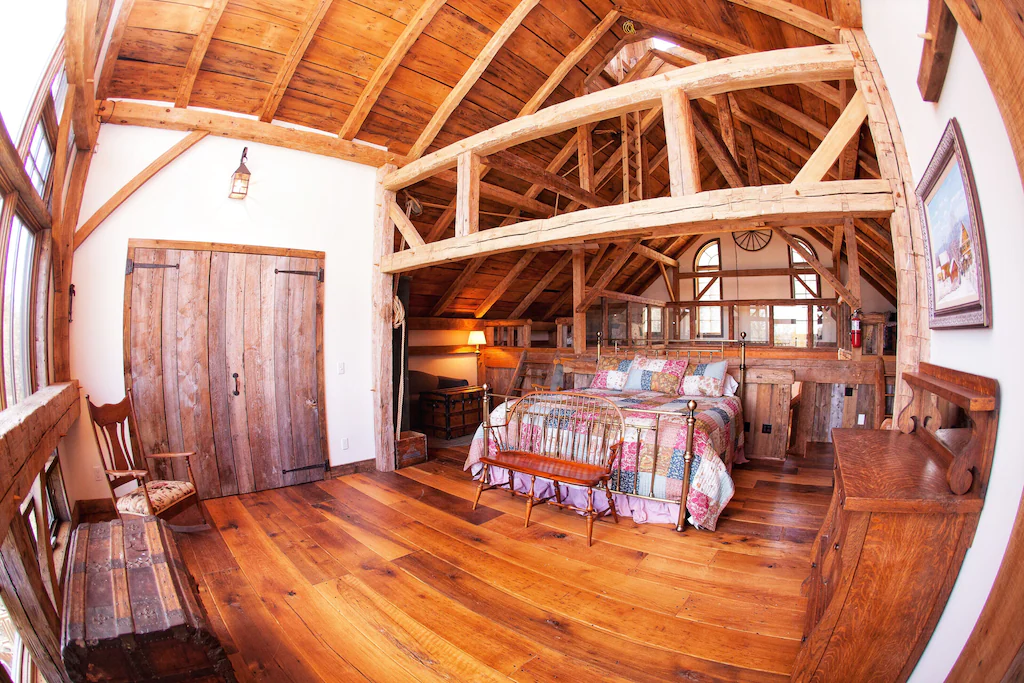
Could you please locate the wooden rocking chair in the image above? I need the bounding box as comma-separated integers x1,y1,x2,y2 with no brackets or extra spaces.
86,390,208,531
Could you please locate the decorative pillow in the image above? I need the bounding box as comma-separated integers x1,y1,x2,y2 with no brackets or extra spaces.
623,355,688,394
723,373,739,397
681,360,729,397
590,356,632,390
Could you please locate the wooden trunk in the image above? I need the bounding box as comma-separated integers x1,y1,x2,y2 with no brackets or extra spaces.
61,518,234,683
124,241,328,499
418,386,484,439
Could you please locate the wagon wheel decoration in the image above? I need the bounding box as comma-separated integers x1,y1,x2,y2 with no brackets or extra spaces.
732,229,772,252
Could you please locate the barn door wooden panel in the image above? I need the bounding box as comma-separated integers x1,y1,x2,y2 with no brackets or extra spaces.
125,241,326,499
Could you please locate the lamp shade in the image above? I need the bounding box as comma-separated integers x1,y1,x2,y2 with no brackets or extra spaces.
467,330,487,346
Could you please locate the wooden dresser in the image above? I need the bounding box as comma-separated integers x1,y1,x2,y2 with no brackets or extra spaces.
793,363,998,682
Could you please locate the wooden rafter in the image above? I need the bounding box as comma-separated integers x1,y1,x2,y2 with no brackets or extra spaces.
480,151,609,208
340,0,447,139
475,251,538,318
691,102,745,188
572,248,586,353
431,257,485,316
0,112,51,229
792,90,866,184
435,169,553,218
98,100,405,167
258,0,333,122
634,244,679,267
175,0,229,108
722,0,839,42
837,80,861,181
520,9,620,115
917,0,958,102
74,131,208,250
577,239,643,312
384,44,854,191
455,152,481,237
408,0,541,160
772,227,860,308
96,0,136,99
510,251,573,319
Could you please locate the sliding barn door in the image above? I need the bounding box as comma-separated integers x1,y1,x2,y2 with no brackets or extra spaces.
124,241,327,499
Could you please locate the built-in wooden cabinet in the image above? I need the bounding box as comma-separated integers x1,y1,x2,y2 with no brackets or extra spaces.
794,364,998,682
123,240,328,499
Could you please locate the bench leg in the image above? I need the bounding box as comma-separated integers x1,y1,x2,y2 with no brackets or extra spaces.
524,475,536,528
472,463,489,511
554,482,563,506
586,487,595,547
604,486,619,524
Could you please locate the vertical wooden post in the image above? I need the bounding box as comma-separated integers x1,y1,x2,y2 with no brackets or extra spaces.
636,113,649,200
572,247,586,354
662,89,701,196
844,215,863,359
619,114,630,204
455,151,480,238
578,122,594,193
372,164,397,472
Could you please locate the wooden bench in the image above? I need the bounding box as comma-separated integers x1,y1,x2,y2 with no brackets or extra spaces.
471,391,626,546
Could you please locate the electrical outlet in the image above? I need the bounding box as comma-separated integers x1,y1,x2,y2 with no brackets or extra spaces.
845,386,854,397
337,362,345,375
93,465,102,482
857,413,866,426
342,438,350,450
761,424,772,434
744,421,751,433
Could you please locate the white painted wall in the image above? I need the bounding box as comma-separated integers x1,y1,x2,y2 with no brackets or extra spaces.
60,124,377,503
861,3,1024,679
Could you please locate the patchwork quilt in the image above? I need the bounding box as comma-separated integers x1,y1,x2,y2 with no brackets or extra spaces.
465,389,744,530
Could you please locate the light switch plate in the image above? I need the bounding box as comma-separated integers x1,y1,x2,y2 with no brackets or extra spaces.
342,438,350,450
337,362,345,375
857,413,866,426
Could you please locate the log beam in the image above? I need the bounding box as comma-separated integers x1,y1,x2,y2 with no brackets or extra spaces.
389,199,426,248
772,227,861,308
175,0,229,108
917,0,958,102
691,102,745,188
65,0,100,150
722,0,840,42
480,150,609,208
510,251,572,319
381,180,893,272
371,165,397,472
98,100,406,167
576,239,642,312
662,89,701,196
258,0,333,122
385,44,856,190
431,257,485,316
475,251,537,318
572,248,586,353
792,90,867,184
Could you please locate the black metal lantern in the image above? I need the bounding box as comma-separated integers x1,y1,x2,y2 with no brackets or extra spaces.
229,147,251,199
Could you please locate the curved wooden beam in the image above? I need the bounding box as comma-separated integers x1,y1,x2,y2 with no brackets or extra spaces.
723,0,839,43
386,44,856,190
175,0,229,108
381,180,893,273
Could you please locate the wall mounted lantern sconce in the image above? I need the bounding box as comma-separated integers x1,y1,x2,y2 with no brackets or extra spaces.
229,147,251,199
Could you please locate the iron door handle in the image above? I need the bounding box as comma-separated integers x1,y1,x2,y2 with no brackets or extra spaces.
232,373,240,396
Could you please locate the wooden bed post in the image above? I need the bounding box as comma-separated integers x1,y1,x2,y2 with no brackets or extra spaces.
739,331,747,399
676,399,698,532
372,164,397,472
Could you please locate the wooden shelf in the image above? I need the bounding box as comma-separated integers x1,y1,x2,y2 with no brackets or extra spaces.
903,370,996,412
833,428,983,514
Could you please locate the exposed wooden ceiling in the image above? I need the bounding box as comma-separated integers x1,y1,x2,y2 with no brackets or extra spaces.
99,0,892,319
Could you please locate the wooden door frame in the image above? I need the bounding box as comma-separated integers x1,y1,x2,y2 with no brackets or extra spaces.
123,239,330,483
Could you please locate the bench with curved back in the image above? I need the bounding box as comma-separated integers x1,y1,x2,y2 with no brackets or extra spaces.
471,391,626,546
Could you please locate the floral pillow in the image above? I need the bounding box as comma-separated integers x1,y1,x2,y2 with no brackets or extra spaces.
623,355,688,394
680,360,729,397
590,356,632,391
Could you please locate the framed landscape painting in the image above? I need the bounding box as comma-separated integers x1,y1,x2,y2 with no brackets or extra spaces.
916,118,992,329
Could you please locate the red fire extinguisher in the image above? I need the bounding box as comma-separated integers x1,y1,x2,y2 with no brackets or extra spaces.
851,308,862,348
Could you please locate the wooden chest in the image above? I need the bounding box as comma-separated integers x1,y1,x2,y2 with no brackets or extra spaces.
61,517,234,683
419,386,484,439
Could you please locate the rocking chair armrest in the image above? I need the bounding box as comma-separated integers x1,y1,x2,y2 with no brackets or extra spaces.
145,452,196,460
106,469,149,479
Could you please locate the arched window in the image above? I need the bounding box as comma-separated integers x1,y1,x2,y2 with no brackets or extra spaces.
693,239,722,337
789,236,821,299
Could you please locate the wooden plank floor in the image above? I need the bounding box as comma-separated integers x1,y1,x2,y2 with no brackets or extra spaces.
177,444,835,682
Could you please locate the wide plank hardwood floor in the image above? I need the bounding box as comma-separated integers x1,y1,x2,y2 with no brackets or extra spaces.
177,444,835,682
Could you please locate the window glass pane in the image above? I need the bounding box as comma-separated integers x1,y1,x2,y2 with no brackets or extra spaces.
608,303,627,342
4,217,36,406
23,122,53,196
697,305,723,337
741,304,770,343
629,304,645,343
773,305,810,347
650,306,663,336
794,273,820,299
696,241,720,269
813,305,838,347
